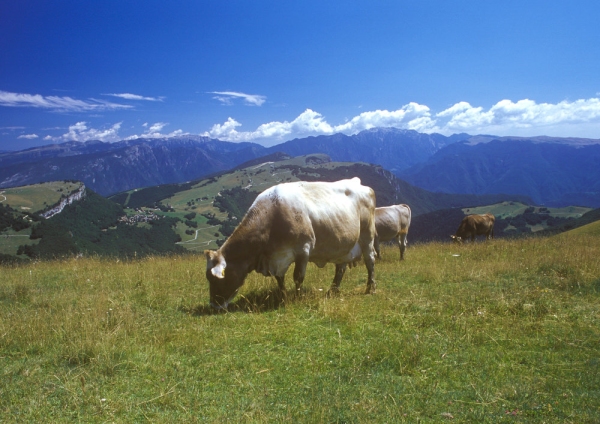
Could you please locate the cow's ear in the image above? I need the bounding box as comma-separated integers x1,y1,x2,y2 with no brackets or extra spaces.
211,262,226,279
205,250,226,279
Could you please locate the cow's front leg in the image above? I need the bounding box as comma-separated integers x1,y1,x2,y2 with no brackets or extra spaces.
275,275,287,302
327,264,347,297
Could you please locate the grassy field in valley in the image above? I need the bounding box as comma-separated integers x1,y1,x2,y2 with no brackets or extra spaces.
1,181,83,214
0,229,35,256
1,234,599,422
464,202,591,220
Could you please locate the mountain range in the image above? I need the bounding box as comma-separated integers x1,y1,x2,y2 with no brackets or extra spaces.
263,128,471,174
0,136,265,196
1,128,599,207
398,138,600,207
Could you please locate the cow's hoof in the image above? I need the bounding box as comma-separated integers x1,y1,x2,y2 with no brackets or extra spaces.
326,287,340,298
365,284,376,295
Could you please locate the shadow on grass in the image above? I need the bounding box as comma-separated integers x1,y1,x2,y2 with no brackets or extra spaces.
181,284,366,316
181,288,296,316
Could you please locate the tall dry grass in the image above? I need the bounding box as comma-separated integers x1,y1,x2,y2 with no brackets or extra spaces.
1,235,599,422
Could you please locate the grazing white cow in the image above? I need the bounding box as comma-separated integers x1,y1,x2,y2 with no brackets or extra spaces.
451,213,495,243
204,178,377,309
374,204,411,260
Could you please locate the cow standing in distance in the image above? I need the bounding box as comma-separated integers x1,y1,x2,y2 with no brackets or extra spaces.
374,204,411,260
451,213,495,243
204,177,377,310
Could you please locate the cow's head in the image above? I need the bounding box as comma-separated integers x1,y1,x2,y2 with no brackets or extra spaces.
204,249,244,310
450,235,463,244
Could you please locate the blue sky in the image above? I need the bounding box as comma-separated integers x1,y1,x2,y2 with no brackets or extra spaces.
1,1,600,151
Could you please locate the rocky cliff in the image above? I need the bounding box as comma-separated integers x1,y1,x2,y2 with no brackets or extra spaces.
40,184,87,219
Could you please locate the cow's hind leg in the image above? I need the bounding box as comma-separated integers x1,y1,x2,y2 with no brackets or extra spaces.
327,264,347,297
293,251,309,294
362,244,376,294
398,233,407,260
374,235,381,259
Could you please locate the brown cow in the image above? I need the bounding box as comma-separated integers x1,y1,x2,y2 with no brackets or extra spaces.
374,204,411,260
451,213,495,243
204,178,377,309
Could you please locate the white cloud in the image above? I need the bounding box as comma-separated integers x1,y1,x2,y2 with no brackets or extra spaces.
334,102,435,134
12,96,600,148
204,117,244,140
50,121,123,143
148,122,167,133
210,91,266,106
204,97,600,145
126,122,186,140
203,105,437,144
105,93,164,101
0,90,132,112
203,109,335,144
435,98,600,135
34,120,186,144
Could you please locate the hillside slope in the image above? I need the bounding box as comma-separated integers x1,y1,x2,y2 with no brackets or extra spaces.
110,155,531,251
6,187,185,260
556,219,600,237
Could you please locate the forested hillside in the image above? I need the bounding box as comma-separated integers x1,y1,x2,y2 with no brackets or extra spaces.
16,189,185,259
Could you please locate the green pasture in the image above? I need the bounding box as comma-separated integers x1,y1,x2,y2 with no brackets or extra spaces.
465,201,591,219
163,154,337,215
161,157,322,250
0,229,36,256
1,181,83,214
556,219,600,238
164,160,304,214
1,233,599,422
161,156,367,251
174,220,222,252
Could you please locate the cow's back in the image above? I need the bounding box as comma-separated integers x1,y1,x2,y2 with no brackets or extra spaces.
456,213,495,239
262,178,374,262
375,204,411,241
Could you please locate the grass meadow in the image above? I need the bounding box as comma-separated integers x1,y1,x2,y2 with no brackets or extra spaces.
2,181,83,214
1,234,599,422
